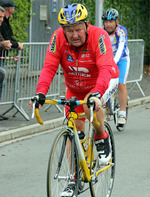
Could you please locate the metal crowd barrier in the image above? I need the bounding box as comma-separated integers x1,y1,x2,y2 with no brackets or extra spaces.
127,39,145,97
0,49,24,117
0,43,61,120
0,40,145,120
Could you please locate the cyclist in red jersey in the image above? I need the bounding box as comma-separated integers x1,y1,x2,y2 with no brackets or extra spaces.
31,4,119,196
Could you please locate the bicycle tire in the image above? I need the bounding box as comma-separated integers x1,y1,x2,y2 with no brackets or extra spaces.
47,129,79,197
89,121,115,197
109,94,116,116
105,94,116,121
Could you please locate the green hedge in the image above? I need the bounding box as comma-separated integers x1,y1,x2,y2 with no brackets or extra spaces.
9,0,32,43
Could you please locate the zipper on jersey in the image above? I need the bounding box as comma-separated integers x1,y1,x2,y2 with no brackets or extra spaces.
76,59,78,67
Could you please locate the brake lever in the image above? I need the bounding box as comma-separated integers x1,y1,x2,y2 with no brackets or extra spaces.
31,102,36,119
89,100,95,123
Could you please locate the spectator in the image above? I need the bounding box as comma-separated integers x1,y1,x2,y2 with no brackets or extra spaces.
0,67,6,121
0,0,23,50
0,5,12,121
0,6,12,52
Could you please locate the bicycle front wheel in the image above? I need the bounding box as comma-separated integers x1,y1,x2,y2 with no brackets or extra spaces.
89,122,115,197
47,129,79,197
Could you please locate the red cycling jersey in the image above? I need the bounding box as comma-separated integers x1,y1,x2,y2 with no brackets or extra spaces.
36,25,119,96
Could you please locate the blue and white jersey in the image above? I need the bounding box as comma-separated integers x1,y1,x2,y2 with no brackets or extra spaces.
109,24,129,64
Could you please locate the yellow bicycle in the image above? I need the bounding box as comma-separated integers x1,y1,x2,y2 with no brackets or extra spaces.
32,96,115,197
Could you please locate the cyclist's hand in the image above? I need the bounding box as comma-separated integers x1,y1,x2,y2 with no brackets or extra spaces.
87,92,102,112
30,93,46,109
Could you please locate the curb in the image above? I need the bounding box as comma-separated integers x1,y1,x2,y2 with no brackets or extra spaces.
128,96,150,108
0,117,64,143
0,96,150,144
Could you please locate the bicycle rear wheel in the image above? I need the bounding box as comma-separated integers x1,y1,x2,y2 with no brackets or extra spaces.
89,122,115,197
105,94,116,121
47,129,79,197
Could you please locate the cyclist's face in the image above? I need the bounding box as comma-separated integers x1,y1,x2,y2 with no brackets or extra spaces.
63,22,89,47
104,20,118,35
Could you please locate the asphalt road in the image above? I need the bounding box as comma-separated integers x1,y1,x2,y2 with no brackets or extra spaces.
0,103,150,197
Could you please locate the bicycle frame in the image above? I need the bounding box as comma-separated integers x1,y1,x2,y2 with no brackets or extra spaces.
32,99,112,183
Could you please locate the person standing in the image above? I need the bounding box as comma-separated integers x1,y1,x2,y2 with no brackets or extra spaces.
0,6,12,121
102,8,130,127
0,0,23,50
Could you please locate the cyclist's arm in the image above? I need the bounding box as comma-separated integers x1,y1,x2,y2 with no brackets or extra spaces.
114,26,128,64
36,30,62,95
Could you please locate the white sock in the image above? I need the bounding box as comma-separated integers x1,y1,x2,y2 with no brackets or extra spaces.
119,111,126,118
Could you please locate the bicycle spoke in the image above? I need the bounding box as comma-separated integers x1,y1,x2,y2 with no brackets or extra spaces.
47,130,79,197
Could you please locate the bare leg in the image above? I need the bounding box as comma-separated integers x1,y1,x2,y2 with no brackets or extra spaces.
74,119,85,132
118,83,128,111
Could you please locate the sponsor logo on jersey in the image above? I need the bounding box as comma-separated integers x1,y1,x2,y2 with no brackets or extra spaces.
81,53,90,58
50,33,57,54
67,55,74,62
69,66,89,73
98,35,106,55
68,66,91,77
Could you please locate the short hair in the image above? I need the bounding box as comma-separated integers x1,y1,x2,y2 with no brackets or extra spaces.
0,6,5,12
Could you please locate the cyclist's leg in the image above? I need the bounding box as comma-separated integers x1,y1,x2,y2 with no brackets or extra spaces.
83,78,118,134
117,56,130,124
118,83,128,111
83,92,111,164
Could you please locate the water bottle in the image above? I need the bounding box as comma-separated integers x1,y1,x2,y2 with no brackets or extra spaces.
78,131,89,153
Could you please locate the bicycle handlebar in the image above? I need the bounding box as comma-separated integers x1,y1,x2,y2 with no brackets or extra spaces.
31,97,100,128
31,98,89,125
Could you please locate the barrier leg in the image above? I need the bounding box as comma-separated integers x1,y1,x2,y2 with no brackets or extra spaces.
2,102,30,121
128,83,136,96
128,81,145,97
136,81,145,97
